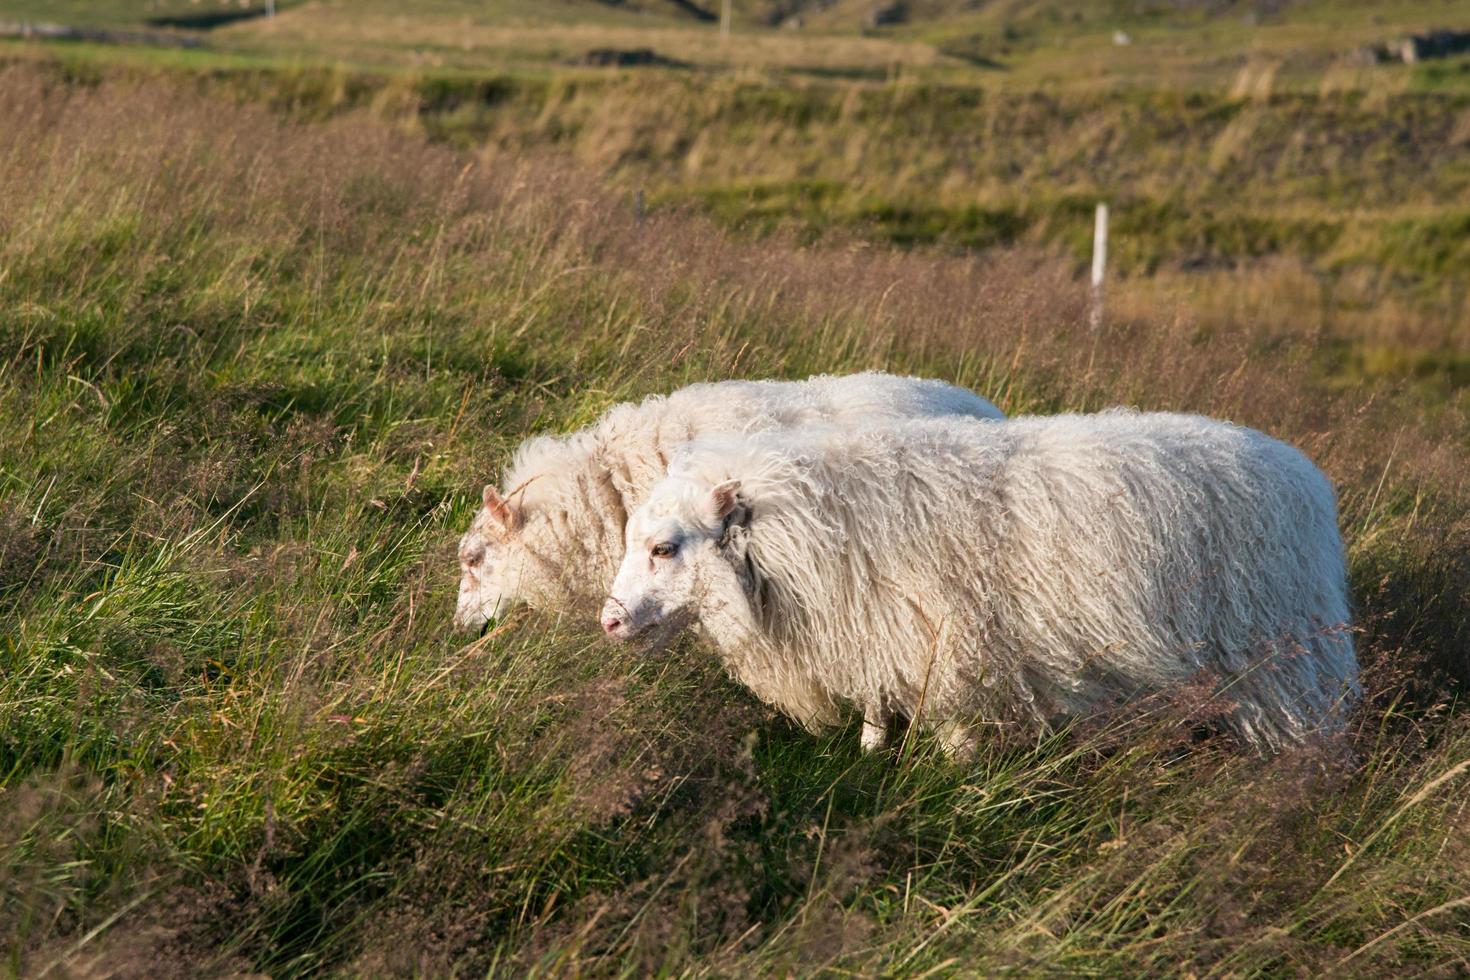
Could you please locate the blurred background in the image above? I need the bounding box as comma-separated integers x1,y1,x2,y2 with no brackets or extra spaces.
3,1,1468,396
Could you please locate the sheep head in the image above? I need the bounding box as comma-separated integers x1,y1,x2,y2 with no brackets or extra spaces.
451,483,527,632
601,476,748,645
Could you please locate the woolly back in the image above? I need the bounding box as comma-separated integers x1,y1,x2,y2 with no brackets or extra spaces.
503,429,604,515
670,420,1015,704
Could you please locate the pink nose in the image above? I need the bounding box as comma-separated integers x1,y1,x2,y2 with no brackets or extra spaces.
602,615,622,635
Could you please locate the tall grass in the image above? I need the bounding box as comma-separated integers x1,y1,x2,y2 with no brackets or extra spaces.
2,64,1469,974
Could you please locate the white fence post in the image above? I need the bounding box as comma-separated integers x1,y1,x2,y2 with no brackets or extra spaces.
266,0,275,17
1090,202,1108,331
720,0,732,40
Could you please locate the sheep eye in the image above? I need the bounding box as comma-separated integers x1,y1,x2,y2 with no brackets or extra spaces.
651,542,677,559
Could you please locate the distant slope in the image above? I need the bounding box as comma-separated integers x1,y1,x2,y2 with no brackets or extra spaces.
4,0,1466,35
751,0,1468,33
0,0,722,30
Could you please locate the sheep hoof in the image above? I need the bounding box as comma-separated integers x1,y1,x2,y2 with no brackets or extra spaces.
860,720,888,752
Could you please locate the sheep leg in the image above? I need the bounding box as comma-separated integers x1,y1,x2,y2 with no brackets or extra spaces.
860,703,891,752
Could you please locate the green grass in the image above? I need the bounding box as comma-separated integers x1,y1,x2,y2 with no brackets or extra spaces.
3,60,1470,975
8,0,1470,91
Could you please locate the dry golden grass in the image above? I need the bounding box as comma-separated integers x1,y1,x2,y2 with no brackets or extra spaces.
224,7,948,75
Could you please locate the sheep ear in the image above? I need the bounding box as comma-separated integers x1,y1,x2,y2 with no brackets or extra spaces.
482,484,520,531
710,480,743,521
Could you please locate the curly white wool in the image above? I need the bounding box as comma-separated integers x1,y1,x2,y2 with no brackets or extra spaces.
606,411,1359,752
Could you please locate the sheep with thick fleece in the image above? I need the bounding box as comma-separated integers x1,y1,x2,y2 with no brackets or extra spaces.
452,373,1003,631
601,411,1359,752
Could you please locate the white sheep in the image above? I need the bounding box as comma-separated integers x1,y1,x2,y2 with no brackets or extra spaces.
601,410,1359,753
453,373,1003,631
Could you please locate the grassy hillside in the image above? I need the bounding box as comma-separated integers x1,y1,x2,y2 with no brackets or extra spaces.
4,1,1469,360
2,1,1469,972
3,62,1470,975
2,41,1464,402
7,0,1470,87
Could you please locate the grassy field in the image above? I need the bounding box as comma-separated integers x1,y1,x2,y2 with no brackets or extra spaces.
9,0,1470,87
2,3,1470,975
